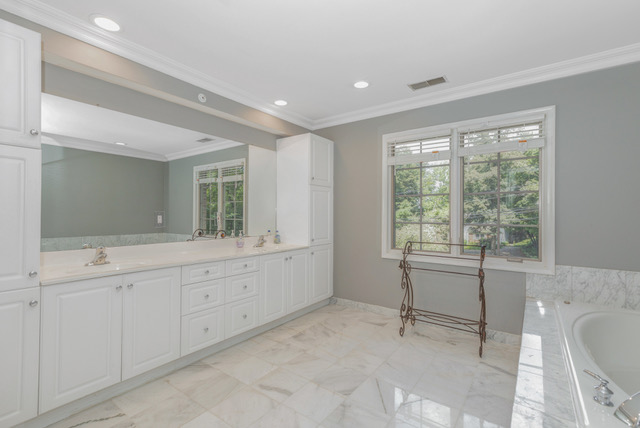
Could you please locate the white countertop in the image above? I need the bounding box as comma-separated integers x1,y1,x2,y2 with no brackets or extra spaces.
40,237,307,286
511,299,577,427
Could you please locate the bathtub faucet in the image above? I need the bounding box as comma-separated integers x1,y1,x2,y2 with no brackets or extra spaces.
615,390,640,428
583,369,614,407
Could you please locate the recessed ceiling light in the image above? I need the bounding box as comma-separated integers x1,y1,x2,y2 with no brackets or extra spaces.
274,100,288,106
115,142,127,146
91,15,121,32
354,81,369,89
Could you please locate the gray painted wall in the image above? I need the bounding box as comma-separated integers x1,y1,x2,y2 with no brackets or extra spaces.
41,145,165,237
315,62,640,334
166,145,249,234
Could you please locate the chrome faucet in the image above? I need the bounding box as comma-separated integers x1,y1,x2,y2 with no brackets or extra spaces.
616,391,640,427
584,369,614,407
86,246,109,266
254,235,266,247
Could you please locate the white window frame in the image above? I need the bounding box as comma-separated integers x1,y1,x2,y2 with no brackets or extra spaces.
193,158,246,235
381,106,555,274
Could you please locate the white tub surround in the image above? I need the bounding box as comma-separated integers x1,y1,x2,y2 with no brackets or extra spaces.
512,299,577,427
40,237,304,285
526,265,640,310
556,302,640,428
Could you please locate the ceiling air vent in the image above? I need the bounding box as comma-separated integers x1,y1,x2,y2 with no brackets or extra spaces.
196,137,215,143
408,76,447,91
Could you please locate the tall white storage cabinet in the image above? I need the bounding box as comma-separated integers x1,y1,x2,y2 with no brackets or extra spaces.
277,133,333,305
0,18,41,427
0,288,40,427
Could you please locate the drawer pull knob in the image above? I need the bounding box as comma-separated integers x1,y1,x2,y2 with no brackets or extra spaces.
127,283,134,289
243,264,248,268
29,300,38,307
242,314,247,319
243,285,248,290
29,271,38,278
204,270,210,275
204,294,210,299
204,327,209,333
116,285,122,291
30,129,39,136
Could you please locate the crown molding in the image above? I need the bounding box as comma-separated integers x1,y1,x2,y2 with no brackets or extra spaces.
311,42,640,130
42,134,168,161
165,140,245,161
0,0,315,130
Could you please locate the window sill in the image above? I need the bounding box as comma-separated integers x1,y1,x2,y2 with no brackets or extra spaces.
382,249,555,275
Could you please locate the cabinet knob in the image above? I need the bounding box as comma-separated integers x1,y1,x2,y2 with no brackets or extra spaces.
311,252,314,255
204,294,210,299
127,283,134,289
116,285,122,291
30,129,39,136
28,271,38,278
29,300,38,307
243,285,248,290
311,238,315,242
312,176,315,180
242,314,247,319
204,327,209,333
243,264,248,268
204,270,210,275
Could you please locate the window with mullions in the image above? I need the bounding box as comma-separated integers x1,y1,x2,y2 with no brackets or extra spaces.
194,159,245,236
382,107,555,273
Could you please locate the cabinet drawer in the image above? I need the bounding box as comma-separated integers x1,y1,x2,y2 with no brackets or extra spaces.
225,297,258,337
181,280,224,315
225,256,258,276
181,307,224,356
182,261,225,284
225,271,259,302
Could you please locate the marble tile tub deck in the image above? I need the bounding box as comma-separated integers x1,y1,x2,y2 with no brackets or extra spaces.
510,299,577,427
45,304,521,428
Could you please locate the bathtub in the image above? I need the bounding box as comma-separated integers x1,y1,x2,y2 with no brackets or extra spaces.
556,301,640,427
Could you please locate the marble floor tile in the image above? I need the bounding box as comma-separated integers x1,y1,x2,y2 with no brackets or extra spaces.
47,400,134,428
322,400,391,428
129,391,205,428
284,383,345,423
111,379,180,417
49,305,520,428
252,367,308,402
214,354,277,384
210,386,277,428
180,411,231,428
252,404,317,428
313,364,369,397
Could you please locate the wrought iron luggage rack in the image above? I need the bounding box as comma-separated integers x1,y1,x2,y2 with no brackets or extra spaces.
398,241,487,357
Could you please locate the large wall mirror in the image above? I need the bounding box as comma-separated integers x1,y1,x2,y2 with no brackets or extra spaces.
40,94,276,251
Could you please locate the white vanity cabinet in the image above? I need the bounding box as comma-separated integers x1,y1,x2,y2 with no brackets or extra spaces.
310,186,332,246
0,145,41,293
121,268,181,380
0,287,40,427
40,277,123,413
309,245,333,304
40,267,180,410
260,249,310,323
0,18,41,148
310,135,333,187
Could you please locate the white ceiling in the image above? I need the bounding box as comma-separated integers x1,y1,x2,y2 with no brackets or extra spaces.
6,0,640,130
41,93,243,161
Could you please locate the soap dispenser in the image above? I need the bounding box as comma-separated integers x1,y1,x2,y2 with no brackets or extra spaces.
236,231,244,248
274,230,281,244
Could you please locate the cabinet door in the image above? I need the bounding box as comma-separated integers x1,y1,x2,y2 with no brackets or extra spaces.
122,267,180,380
40,277,123,413
0,19,41,148
0,287,40,426
260,254,287,324
225,297,259,337
310,186,332,246
181,307,225,356
310,135,332,187
310,245,333,303
0,146,41,292
287,250,309,313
